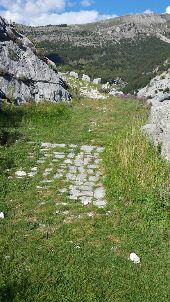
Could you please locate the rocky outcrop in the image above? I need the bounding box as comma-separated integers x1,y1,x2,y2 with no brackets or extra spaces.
142,100,170,161
137,69,170,103
138,70,170,160
0,17,70,104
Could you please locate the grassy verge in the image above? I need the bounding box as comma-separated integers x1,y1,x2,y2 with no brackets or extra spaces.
0,97,169,302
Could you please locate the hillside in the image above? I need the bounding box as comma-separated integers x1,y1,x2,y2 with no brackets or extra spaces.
17,13,170,92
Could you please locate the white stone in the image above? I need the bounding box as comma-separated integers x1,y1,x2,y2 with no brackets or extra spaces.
81,145,94,153
80,196,92,205
94,187,105,199
64,159,73,164
79,191,93,197
70,71,79,78
82,74,91,82
76,174,87,182
89,175,99,182
15,170,27,177
93,78,102,85
67,153,75,159
129,253,140,264
0,212,4,219
93,199,106,208
54,154,65,159
28,172,36,177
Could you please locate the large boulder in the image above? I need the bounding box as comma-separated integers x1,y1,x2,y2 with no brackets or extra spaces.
0,17,71,103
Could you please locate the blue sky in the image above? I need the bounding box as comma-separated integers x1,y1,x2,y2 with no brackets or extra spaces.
0,0,170,26
68,0,170,15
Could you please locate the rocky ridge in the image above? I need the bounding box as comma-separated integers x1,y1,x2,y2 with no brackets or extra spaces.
0,17,70,103
17,13,170,47
138,68,170,160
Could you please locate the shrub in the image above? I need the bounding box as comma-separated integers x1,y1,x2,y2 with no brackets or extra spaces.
8,49,19,61
0,67,8,76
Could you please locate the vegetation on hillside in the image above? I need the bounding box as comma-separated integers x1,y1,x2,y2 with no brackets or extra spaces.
35,37,170,92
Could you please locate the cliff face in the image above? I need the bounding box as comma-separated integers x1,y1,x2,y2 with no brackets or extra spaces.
0,17,71,104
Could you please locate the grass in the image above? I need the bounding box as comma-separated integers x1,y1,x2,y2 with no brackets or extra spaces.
0,97,169,302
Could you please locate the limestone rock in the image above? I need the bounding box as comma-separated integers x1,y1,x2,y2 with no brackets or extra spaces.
82,74,91,82
102,82,110,90
138,69,170,161
0,16,71,104
142,101,170,161
70,71,79,79
109,88,124,96
93,78,101,85
137,69,170,102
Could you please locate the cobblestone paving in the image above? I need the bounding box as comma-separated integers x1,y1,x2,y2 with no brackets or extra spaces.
15,142,106,208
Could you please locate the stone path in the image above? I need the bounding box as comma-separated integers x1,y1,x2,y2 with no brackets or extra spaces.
15,142,106,208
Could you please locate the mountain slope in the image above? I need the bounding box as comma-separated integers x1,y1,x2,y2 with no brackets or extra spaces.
16,13,170,92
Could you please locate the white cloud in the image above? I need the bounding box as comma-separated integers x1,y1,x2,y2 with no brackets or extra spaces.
80,0,94,7
166,6,170,14
143,9,154,14
0,0,117,25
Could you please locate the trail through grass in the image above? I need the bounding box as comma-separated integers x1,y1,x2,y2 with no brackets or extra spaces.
0,97,169,302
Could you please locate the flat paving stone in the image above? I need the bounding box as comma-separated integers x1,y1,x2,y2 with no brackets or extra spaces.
81,145,95,153
89,175,99,182
94,187,105,199
15,142,107,208
80,196,92,206
93,199,106,208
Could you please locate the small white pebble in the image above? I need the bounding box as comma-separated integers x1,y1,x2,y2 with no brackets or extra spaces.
0,212,4,219
129,252,140,264
15,170,27,177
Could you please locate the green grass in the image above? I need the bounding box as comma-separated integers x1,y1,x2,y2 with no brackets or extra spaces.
0,97,169,302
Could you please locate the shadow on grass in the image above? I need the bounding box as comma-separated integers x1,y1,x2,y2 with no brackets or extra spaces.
0,103,23,146
0,278,30,302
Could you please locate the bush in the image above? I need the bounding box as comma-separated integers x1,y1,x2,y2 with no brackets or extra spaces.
8,49,19,61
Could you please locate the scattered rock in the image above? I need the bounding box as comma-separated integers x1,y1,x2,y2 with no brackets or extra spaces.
109,88,124,96
15,170,27,177
0,212,5,219
82,74,91,82
93,78,101,85
70,71,79,79
129,252,140,264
